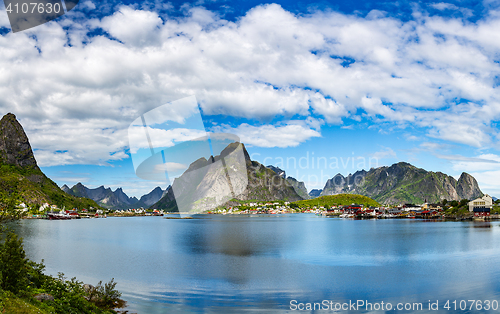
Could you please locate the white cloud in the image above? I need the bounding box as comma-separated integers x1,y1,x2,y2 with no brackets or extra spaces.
216,123,321,148
420,142,451,151
370,147,397,160
128,127,207,154
429,3,459,11
468,170,500,197
154,162,188,172
82,0,96,10
100,6,162,46
0,4,499,165
405,134,420,141
442,153,500,172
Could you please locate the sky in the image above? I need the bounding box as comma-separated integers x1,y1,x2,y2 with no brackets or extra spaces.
0,0,499,198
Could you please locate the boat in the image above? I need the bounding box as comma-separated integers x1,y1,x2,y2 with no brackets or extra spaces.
47,211,71,220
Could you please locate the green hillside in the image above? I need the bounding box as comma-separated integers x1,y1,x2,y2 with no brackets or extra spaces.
0,162,102,211
0,113,102,211
292,194,380,208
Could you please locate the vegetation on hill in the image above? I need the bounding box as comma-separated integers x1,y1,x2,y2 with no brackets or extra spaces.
443,198,472,217
291,194,380,209
0,162,102,211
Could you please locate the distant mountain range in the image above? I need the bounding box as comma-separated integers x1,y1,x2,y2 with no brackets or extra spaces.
319,162,483,204
150,145,485,211
0,111,486,212
62,154,487,210
266,162,483,205
0,113,101,210
62,183,167,210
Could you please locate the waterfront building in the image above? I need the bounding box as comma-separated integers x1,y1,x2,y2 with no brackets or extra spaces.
468,195,493,217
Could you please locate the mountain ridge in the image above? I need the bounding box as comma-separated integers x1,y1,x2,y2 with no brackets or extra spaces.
62,183,165,210
320,161,483,204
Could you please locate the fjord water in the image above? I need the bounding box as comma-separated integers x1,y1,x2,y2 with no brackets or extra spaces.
11,215,500,313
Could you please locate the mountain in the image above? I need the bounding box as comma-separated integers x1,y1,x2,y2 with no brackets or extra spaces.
63,183,166,209
284,176,309,199
61,184,71,194
308,189,322,198
320,162,483,205
64,183,140,209
0,113,101,210
132,186,166,208
267,165,286,178
152,142,303,212
266,165,310,199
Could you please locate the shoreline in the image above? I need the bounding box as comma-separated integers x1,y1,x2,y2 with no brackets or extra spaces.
21,212,500,221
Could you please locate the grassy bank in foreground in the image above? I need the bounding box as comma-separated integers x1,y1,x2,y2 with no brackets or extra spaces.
292,194,381,209
0,231,126,314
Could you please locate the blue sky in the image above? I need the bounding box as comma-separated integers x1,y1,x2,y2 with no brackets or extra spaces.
0,0,499,198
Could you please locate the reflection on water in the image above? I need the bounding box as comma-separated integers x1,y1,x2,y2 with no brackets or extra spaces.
9,216,500,313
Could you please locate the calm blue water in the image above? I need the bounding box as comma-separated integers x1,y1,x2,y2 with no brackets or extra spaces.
9,215,500,313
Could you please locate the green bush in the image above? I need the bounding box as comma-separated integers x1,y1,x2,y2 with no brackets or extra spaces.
0,232,29,294
0,232,124,313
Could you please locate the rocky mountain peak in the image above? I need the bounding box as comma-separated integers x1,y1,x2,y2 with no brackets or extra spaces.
0,113,38,168
61,184,71,192
152,142,302,211
456,172,482,200
267,165,286,178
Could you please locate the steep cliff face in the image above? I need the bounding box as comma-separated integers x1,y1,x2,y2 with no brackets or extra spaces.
456,172,482,200
266,165,310,199
285,176,309,200
0,113,101,209
320,162,483,205
0,113,38,169
152,143,303,212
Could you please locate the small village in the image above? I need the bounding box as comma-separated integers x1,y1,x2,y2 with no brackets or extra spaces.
207,194,500,220
20,202,167,219
18,194,500,220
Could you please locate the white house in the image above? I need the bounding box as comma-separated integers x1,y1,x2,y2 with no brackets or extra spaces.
468,195,493,216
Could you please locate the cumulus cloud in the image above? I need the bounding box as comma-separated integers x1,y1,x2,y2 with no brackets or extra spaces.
154,162,188,172
429,3,459,11
0,4,499,165
370,147,397,160
216,123,321,148
469,170,500,196
443,153,500,172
